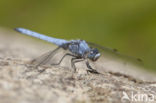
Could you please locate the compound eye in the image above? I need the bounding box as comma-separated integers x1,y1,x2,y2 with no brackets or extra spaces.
93,53,101,61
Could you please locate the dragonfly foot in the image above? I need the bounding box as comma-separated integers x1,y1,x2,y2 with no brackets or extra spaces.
87,69,99,74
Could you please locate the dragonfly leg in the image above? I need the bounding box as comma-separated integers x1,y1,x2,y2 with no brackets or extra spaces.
86,61,99,74
51,53,76,65
71,58,84,72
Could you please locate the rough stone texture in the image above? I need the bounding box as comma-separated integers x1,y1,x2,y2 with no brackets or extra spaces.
0,28,156,103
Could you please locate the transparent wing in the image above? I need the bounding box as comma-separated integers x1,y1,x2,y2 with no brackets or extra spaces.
87,41,118,53
87,41,145,78
87,41,143,65
31,47,62,67
86,42,153,82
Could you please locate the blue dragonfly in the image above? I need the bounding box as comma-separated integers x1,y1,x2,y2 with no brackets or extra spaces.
15,28,142,74
15,28,102,74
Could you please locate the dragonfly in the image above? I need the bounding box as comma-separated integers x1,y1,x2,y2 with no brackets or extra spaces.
15,28,103,74
15,28,142,74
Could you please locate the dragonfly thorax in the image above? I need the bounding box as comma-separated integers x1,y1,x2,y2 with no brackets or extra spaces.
68,40,90,57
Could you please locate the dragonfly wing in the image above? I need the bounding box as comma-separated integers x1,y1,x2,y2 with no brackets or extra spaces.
87,41,118,53
86,42,145,80
31,47,62,67
87,42,155,82
87,41,143,64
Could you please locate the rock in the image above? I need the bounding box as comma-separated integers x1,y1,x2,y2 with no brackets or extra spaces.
0,28,156,103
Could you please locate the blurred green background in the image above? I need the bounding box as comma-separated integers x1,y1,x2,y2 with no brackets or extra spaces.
0,0,156,71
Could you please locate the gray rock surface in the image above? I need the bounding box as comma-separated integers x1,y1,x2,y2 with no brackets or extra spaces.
0,28,156,103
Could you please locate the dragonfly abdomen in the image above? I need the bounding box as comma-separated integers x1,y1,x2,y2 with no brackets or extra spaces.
15,28,68,46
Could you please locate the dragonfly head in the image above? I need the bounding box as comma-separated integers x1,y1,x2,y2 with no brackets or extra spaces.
88,48,101,61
